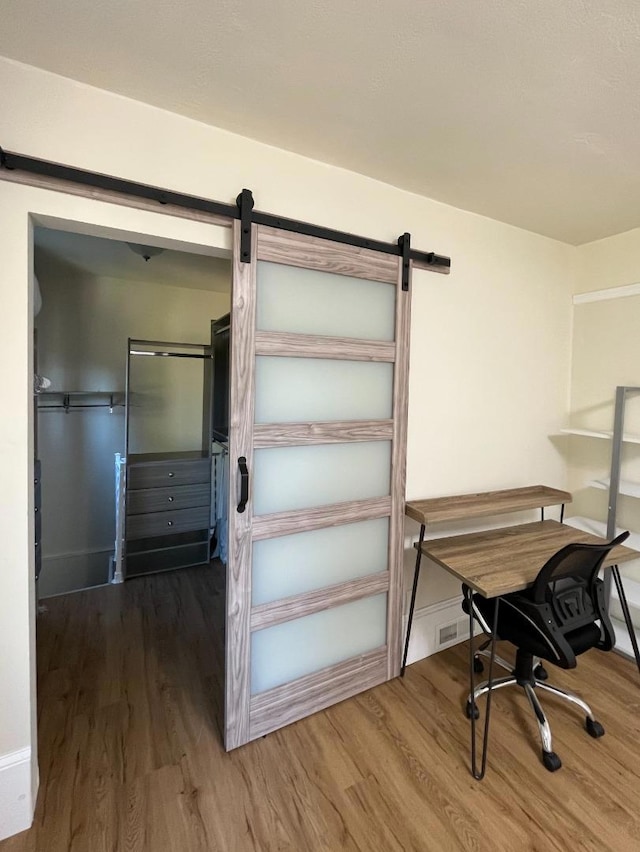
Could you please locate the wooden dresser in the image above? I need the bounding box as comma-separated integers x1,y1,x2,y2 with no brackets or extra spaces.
125,451,211,577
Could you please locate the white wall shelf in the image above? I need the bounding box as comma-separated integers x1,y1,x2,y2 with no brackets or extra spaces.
612,618,640,661
610,575,640,613
587,477,640,499
559,427,640,445
564,515,640,548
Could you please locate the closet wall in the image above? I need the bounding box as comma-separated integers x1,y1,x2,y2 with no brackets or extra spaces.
35,248,230,596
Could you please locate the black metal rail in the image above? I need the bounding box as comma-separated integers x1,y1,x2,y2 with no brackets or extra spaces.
0,147,451,277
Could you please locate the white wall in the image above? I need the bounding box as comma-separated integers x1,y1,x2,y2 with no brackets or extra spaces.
0,56,576,837
35,253,230,596
575,226,640,295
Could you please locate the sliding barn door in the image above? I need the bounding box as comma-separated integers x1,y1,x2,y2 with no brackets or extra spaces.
225,221,411,749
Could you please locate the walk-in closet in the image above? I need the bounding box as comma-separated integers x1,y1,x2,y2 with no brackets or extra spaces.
33,226,232,597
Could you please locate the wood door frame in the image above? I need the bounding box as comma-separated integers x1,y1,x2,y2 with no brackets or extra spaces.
225,223,411,749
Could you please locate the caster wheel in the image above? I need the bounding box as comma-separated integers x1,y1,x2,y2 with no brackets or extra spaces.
473,657,484,674
585,718,605,738
542,750,562,772
534,664,549,681
465,700,480,720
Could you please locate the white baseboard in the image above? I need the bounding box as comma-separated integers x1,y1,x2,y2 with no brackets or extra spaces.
403,594,469,667
0,748,34,841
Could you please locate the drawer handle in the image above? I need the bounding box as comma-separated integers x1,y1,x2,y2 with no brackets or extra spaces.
168,472,175,478
168,496,174,502
167,521,174,527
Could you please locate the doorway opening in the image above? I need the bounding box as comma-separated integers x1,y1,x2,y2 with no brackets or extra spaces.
34,225,232,597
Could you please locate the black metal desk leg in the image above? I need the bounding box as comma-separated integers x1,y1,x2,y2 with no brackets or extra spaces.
468,587,500,781
401,524,425,677
611,564,640,676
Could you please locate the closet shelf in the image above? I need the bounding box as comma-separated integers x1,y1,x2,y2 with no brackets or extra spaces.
588,477,640,499
564,516,640,553
37,390,125,412
559,427,640,445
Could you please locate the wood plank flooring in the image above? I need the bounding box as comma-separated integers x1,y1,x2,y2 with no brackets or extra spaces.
3,563,640,851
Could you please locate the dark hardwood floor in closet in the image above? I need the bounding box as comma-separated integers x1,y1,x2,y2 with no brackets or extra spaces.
3,563,640,851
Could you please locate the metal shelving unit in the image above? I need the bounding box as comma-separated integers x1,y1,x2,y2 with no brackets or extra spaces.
562,386,640,673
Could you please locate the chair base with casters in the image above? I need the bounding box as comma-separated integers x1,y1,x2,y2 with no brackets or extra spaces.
472,638,549,680
465,647,605,772
462,529,629,774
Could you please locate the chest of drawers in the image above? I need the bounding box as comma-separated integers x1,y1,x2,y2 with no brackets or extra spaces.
125,452,211,578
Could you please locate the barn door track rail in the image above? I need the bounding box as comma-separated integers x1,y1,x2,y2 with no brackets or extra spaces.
0,146,451,288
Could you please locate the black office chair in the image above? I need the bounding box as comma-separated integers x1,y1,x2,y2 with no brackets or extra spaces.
463,530,629,772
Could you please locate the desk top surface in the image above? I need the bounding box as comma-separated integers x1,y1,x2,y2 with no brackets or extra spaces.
419,520,638,598
405,485,572,526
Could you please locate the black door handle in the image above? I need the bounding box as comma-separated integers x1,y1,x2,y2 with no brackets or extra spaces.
237,456,249,513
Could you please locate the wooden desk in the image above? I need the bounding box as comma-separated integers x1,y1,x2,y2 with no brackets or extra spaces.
402,485,572,674
413,516,639,781
420,519,638,598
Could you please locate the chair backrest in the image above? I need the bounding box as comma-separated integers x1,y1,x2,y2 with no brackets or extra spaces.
493,531,630,668
530,531,630,633
531,530,629,603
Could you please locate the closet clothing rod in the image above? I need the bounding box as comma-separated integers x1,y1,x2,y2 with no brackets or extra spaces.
38,403,124,412
130,350,212,359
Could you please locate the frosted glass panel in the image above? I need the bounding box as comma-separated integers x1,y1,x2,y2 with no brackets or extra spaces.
255,357,393,423
256,261,395,340
251,593,387,694
252,517,389,605
253,441,391,515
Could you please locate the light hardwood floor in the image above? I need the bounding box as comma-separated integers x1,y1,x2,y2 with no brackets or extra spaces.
3,563,640,851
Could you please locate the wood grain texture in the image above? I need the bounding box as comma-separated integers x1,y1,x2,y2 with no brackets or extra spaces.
250,571,390,631
249,647,388,739
225,221,257,750
247,230,405,744
252,496,392,541
387,258,411,679
253,419,394,447
405,484,573,526
0,169,232,228
256,224,398,284
420,520,639,598
255,330,396,362
7,565,640,852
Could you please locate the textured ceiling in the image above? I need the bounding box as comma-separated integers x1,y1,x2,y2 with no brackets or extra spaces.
35,228,231,292
3,1,640,244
